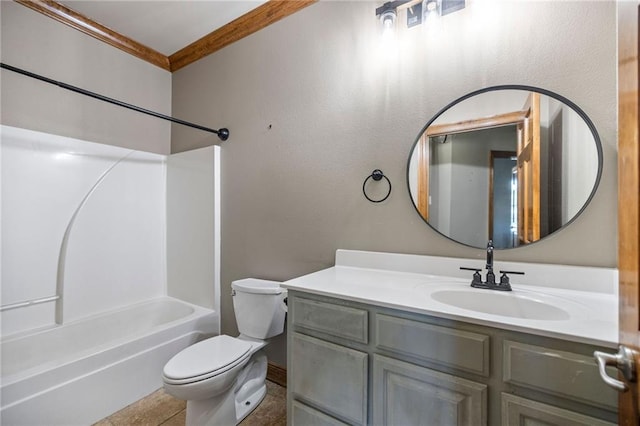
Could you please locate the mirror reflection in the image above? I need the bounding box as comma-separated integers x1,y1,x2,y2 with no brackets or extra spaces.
408,88,602,249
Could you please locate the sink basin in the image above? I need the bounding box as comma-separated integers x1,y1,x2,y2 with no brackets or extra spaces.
430,289,572,320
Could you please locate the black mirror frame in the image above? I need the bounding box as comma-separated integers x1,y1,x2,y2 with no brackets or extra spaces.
406,84,604,250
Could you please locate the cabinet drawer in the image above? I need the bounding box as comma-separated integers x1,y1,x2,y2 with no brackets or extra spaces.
291,333,368,425
503,340,617,410
291,401,349,426
373,354,487,426
292,297,368,344
501,393,615,426
375,314,490,376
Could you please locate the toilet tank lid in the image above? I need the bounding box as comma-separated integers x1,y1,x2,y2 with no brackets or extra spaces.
232,278,283,294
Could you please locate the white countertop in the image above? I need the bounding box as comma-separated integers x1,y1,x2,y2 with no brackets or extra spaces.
282,250,618,348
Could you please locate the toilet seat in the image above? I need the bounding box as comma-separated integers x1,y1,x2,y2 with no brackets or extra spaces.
163,335,252,385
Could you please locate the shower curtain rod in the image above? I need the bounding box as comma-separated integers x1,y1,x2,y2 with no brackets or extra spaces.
1,63,230,141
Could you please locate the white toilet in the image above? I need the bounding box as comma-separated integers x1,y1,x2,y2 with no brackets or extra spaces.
162,278,287,426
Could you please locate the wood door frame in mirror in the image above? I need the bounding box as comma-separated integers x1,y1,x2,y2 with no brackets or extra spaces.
417,109,527,225
420,94,542,246
425,110,527,138
417,133,429,220
517,92,542,244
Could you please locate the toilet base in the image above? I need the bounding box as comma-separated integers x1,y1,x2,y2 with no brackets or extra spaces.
184,351,268,426
186,389,236,426
236,383,266,424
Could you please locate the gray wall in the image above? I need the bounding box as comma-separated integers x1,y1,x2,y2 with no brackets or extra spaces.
171,1,617,367
0,0,618,370
0,2,172,154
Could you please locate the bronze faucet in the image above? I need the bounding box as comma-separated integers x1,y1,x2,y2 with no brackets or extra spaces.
460,240,523,291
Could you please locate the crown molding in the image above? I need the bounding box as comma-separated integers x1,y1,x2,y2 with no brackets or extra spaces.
169,0,317,72
15,0,171,71
15,0,317,73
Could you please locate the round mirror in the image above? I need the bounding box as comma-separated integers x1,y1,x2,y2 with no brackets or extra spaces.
407,86,602,249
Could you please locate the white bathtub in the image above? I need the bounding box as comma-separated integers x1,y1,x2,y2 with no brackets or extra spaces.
0,297,218,426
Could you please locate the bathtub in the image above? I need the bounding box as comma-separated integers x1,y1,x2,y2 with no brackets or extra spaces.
0,297,218,426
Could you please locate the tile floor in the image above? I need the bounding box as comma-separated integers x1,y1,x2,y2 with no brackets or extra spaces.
94,380,286,426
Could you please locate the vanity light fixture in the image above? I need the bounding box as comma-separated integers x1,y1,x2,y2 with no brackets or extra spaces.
376,1,403,34
380,8,396,31
423,0,440,22
424,0,438,13
439,0,466,16
406,3,422,28
377,0,465,31
376,1,410,33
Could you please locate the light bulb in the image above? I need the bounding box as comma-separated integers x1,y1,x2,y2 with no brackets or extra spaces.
380,9,396,31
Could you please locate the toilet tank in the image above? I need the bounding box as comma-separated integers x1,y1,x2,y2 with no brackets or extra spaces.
231,278,287,339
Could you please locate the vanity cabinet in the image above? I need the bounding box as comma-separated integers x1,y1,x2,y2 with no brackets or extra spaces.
286,291,618,426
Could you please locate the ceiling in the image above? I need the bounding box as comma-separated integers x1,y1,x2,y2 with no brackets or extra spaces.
59,1,269,56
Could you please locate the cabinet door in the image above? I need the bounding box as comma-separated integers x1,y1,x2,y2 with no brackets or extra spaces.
501,393,615,426
503,340,617,410
291,333,368,425
292,297,368,343
375,314,490,376
372,354,487,426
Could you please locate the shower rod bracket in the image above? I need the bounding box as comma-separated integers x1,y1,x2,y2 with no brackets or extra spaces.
1,62,230,141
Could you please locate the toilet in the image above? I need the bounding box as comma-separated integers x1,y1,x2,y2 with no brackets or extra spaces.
162,278,287,426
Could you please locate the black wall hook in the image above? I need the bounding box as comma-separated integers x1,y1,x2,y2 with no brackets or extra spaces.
363,169,392,203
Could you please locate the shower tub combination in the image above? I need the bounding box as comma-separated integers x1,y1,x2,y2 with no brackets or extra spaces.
0,297,217,426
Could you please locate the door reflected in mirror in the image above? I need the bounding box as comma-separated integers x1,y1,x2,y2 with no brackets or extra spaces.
408,87,602,249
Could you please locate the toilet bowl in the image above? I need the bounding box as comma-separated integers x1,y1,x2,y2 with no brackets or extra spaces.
162,279,287,426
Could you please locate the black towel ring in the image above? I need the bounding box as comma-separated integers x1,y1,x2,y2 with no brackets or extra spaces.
362,169,392,203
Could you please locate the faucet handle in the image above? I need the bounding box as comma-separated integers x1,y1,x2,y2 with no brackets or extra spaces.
460,267,483,287
498,270,524,290
499,270,525,277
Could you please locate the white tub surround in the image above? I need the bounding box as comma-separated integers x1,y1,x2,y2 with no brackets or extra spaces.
0,126,221,425
1,297,218,426
282,250,618,347
1,125,166,335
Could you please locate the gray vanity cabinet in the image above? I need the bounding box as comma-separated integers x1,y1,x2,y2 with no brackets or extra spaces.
286,291,618,426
